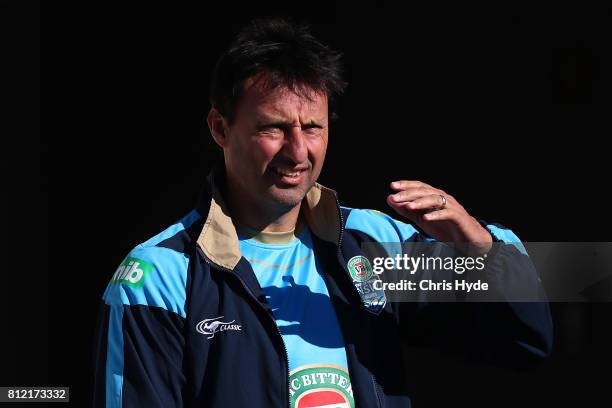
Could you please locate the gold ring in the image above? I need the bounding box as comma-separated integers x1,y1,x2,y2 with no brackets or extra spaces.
440,195,447,209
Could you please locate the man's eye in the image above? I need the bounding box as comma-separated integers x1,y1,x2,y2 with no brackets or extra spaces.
303,125,323,134
259,126,282,134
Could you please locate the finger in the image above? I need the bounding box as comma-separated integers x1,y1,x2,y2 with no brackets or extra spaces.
405,194,448,211
389,187,438,203
390,180,433,191
386,195,422,221
422,208,456,221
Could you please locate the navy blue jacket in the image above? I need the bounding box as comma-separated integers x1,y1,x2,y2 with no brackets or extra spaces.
93,169,553,407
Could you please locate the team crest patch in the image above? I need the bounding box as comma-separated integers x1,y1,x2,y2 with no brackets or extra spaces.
347,256,387,315
290,365,354,408
347,256,373,282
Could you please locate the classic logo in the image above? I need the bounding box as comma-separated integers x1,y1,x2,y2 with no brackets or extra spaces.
111,257,153,288
347,256,374,282
290,365,354,408
195,316,242,339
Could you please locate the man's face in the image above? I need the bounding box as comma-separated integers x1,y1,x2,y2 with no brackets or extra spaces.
220,78,329,212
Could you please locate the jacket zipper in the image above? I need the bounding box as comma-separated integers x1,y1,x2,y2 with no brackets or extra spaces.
201,255,291,408
335,196,365,306
371,374,384,408
335,196,384,408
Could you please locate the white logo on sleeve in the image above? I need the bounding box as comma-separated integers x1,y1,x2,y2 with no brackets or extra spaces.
195,316,242,339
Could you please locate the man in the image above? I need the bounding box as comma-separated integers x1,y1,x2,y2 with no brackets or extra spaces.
93,17,552,407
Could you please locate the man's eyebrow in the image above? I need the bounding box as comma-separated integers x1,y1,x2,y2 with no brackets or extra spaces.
302,119,324,127
255,118,292,127
254,113,286,124
255,118,325,128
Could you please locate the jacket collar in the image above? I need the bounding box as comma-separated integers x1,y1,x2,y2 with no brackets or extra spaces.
195,165,342,270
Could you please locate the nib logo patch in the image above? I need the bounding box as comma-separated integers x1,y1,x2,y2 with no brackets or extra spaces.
111,257,153,288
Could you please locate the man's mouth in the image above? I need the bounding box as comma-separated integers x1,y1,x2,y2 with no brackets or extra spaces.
271,167,306,178
269,166,309,185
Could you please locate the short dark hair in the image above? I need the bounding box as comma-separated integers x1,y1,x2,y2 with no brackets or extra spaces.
209,17,347,123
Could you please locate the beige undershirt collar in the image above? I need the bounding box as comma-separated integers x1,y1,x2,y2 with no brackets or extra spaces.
235,218,306,244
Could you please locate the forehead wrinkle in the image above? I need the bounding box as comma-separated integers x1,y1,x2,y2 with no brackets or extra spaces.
256,99,326,126
244,80,328,125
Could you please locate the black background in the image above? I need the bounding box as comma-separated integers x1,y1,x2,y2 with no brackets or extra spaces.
2,1,611,406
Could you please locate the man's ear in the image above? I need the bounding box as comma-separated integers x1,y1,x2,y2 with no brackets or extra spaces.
207,108,230,148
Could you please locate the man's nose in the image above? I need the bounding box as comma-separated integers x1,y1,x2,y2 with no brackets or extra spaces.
282,127,308,164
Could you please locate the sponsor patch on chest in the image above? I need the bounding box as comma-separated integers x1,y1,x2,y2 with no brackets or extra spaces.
290,365,354,408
